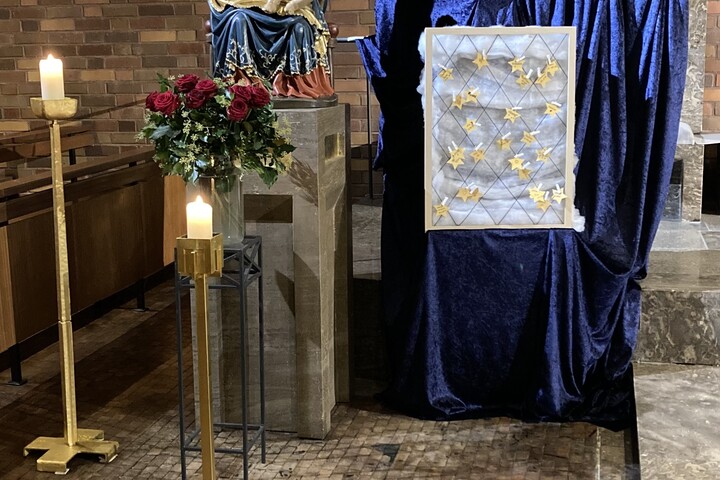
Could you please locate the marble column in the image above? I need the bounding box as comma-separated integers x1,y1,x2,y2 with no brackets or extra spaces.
680,0,707,222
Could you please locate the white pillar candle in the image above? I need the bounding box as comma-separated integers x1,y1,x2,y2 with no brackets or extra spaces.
186,196,213,239
39,54,65,100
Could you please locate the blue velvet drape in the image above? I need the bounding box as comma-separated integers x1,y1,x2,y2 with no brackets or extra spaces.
358,0,687,426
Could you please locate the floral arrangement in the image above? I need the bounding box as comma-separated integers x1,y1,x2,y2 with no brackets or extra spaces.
140,74,294,190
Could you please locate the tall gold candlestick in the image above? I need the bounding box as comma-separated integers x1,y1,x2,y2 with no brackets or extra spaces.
23,97,119,474
176,234,224,480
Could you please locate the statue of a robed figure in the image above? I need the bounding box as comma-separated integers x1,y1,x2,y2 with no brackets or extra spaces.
209,0,334,99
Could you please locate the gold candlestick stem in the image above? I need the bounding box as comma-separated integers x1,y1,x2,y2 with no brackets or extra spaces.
194,272,217,480
24,98,119,474
177,235,224,480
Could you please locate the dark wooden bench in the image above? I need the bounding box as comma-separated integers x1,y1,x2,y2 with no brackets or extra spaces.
0,146,184,385
0,123,96,171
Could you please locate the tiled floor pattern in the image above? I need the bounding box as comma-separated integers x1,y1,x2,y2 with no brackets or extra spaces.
0,283,637,479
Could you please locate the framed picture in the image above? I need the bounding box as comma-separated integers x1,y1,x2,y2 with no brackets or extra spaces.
424,26,576,230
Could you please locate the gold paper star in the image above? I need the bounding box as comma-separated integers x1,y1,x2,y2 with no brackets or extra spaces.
536,148,552,163
536,199,551,212
463,89,480,105
508,156,524,171
434,203,450,217
521,131,537,145
528,185,547,202
473,52,489,70
471,149,486,163
469,188,482,202
451,94,464,110
447,146,465,170
545,59,560,76
504,108,521,123
518,167,531,181
449,146,465,160
463,118,478,133
438,66,453,81
545,102,561,116
497,137,512,150
457,187,472,202
508,57,525,73
448,157,464,169
535,69,551,87
551,186,567,204
516,72,532,89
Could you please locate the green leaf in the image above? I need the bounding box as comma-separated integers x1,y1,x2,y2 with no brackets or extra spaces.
150,125,173,140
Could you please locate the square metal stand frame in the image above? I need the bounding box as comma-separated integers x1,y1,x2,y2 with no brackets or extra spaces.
174,236,265,480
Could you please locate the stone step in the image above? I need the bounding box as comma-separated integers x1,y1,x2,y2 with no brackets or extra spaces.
636,250,720,366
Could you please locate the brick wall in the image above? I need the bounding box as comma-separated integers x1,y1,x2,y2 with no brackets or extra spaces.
326,0,382,197
0,1,212,156
0,0,380,194
706,1,720,131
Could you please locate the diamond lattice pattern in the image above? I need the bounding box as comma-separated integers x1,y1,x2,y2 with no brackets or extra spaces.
428,31,573,228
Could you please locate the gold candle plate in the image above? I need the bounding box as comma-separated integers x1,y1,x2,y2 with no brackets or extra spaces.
30,97,78,120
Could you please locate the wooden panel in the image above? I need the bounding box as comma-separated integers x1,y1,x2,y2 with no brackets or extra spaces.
139,176,165,277
69,184,146,312
2,150,166,345
0,227,17,352
8,211,58,343
163,176,186,266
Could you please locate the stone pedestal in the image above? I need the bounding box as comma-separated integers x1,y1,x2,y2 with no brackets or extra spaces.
243,104,351,439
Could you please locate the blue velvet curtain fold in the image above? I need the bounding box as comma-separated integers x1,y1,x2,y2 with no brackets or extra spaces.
358,0,688,426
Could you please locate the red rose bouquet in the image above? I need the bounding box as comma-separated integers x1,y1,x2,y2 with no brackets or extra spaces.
140,74,294,189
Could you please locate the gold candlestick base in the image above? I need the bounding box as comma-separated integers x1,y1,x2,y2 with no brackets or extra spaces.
24,429,118,475
177,234,224,480
24,97,119,475
30,97,78,120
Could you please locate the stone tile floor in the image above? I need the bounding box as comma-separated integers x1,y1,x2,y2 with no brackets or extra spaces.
0,281,638,479
0,202,644,479
634,363,720,480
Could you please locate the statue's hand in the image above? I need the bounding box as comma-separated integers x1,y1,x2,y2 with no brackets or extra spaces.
284,0,311,14
262,0,281,13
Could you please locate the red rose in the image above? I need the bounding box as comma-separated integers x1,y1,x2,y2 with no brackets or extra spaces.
175,74,199,93
194,79,218,98
248,85,271,108
185,89,207,109
154,91,180,116
230,84,253,103
227,98,249,121
145,91,160,112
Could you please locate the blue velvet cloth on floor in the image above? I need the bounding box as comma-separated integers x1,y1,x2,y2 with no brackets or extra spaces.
358,0,688,427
